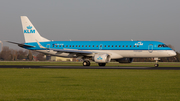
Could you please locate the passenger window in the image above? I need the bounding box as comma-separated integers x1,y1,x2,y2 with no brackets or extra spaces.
59,45,61,47
126,45,128,47
133,45,135,47
112,45,113,47
66,45,68,47
119,45,121,47
79,45,80,47
69,45,71,47
137,45,139,47
92,45,94,47
85,45,87,47
104,45,106,47
56,45,58,47
96,45,98,47
115,45,117,47
72,45,74,47
76,45,77,47
63,45,64,47
108,45,110,47
52,44,54,47
82,45,84,47
89,45,90,47
122,45,124,47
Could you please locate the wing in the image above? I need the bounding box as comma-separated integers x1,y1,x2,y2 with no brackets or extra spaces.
50,48,94,54
35,40,94,54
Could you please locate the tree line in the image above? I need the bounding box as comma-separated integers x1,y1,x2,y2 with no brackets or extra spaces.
0,46,180,62
0,46,45,61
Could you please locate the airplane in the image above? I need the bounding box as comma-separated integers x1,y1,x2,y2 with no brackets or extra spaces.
7,16,176,67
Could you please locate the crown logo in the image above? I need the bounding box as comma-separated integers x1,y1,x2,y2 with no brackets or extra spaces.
97,56,102,60
27,25,32,29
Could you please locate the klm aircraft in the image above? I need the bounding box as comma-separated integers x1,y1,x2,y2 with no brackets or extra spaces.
8,16,176,67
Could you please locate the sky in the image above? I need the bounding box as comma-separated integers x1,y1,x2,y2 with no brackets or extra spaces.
0,0,180,51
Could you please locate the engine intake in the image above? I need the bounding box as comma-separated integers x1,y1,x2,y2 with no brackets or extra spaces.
94,54,111,63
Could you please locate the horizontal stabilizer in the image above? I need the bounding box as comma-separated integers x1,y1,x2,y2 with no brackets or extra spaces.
6,41,35,47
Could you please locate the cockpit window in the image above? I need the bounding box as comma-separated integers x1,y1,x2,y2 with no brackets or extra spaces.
158,44,168,47
162,44,168,47
158,45,162,47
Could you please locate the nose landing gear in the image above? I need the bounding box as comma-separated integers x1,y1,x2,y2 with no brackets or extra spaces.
154,63,159,67
154,58,160,67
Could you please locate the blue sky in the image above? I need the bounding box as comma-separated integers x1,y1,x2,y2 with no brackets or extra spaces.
0,0,179,51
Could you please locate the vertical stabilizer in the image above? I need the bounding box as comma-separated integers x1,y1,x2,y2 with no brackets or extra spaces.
21,16,50,43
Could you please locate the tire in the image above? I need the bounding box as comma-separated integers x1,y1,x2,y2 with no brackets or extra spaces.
87,61,91,66
83,61,90,66
154,64,159,67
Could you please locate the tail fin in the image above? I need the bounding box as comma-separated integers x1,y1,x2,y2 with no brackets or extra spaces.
21,16,50,43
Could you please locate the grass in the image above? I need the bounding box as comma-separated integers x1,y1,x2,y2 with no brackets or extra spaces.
0,68,180,101
0,61,180,67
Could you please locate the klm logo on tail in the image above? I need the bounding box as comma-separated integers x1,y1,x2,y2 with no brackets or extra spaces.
24,25,35,33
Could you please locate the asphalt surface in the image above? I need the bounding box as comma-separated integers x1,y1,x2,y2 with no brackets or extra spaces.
0,65,180,70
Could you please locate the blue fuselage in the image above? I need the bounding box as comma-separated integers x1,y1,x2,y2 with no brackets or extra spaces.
24,41,172,51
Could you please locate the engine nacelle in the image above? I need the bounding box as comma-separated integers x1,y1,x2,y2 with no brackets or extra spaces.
94,54,111,63
116,58,133,63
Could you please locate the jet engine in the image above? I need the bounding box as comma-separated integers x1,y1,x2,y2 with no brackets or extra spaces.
94,54,111,63
116,58,133,63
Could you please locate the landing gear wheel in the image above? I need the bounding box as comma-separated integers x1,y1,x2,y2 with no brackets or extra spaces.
83,61,90,66
154,58,159,67
154,64,159,67
87,61,90,66
98,63,106,66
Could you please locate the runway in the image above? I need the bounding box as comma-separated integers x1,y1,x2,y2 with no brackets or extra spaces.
0,65,180,70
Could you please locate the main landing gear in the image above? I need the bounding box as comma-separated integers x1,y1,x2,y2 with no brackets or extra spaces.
82,60,106,66
83,60,90,66
154,58,160,67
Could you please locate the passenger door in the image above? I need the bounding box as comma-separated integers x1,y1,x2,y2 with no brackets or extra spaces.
148,44,153,53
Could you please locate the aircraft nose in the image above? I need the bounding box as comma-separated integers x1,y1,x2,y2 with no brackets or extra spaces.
168,50,176,56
